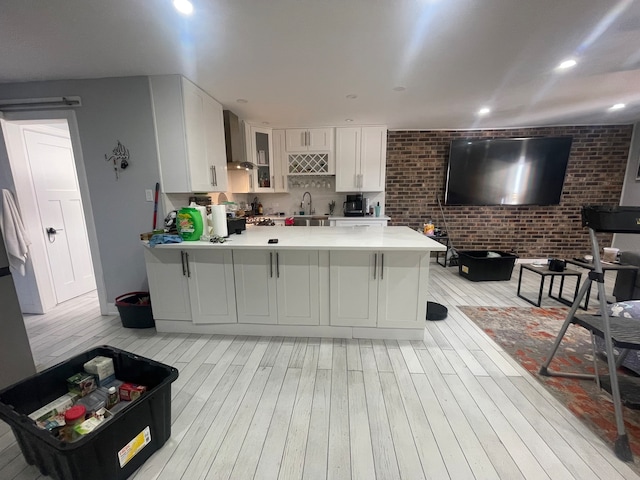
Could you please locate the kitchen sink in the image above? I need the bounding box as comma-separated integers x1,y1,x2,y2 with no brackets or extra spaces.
292,216,329,226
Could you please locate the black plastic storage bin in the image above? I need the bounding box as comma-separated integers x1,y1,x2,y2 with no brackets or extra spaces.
458,250,518,282
0,346,178,480
116,292,155,328
581,205,640,233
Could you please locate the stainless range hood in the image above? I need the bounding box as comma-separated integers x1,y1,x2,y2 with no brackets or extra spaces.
223,110,255,170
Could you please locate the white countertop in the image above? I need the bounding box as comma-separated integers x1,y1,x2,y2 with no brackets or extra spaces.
149,226,445,251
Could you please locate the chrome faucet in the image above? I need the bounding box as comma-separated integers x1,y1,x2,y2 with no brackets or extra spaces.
302,191,313,215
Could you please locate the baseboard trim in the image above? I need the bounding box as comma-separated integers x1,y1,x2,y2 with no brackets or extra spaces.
154,320,425,340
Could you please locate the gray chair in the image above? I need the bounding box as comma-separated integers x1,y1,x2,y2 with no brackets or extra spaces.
613,251,640,302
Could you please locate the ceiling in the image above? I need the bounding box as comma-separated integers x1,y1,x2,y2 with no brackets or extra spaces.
2,0,640,129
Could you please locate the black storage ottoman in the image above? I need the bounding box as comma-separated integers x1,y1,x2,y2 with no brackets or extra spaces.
0,346,178,480
458,250,518,282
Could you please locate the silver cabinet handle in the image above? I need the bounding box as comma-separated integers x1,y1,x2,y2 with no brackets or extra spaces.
270,252,273,278
354,173,357,188
381,253,384,280
302,131,305,147
306,131,310,146
210,166,215,186
271,176,274,189
213,165,218,186
373,253,377,279
181,251,186,276
282,175,286,189
249,174,253,190
276,252,280,278
185,251,191,277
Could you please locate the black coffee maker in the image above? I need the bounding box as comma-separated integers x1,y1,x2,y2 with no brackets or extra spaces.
343,193,365,217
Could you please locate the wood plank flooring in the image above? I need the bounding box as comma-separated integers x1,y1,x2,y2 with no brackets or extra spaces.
1,260,637,479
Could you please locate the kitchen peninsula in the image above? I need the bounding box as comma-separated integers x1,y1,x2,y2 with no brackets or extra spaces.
143,226,445,340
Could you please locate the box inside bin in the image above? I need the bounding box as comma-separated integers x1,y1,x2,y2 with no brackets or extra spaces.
0,346,178,480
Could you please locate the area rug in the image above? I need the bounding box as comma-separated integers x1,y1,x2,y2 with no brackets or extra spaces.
459,305,640,459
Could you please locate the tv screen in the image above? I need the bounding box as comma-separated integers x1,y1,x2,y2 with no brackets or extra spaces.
445,137,572,205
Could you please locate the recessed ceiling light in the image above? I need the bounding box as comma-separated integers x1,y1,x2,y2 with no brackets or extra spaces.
477,107,491,116
556,59,577,70
173,0,194,15
236,98,248,104
608,103,626,111
393,86,406,92
346,94,358,99
345,119,354,122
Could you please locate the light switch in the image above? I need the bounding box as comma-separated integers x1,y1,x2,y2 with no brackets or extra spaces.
145,189,154,202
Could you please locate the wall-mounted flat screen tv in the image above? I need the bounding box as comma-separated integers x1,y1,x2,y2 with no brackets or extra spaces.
445,137,572,205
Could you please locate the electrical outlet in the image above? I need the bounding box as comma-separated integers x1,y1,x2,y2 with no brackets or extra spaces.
145,189,154,202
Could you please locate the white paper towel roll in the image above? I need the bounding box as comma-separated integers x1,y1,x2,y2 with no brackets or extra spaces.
211,205,228,237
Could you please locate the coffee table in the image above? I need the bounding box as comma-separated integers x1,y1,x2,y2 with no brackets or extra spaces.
565,258,639,309
517,264,582,308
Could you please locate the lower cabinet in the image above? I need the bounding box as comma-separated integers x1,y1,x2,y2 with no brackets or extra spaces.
234,249,320,325
329,251,428,328
144,248,237,324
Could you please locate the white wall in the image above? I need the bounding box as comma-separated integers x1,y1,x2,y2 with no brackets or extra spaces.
0,77,163,310
614,122,640,251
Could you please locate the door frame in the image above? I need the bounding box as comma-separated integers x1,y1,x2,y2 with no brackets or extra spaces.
1,109,107,315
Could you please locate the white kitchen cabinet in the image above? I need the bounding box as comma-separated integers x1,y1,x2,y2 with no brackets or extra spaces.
233,249,319,325
329,218,388,227
329,250,428,328
272,129,289,192
150,75,228,193
285,128,333,152
184,249,237,324
144,247,236,324
335,126,387,192
144,248,191,321
247,126,275,192
329,251,378,327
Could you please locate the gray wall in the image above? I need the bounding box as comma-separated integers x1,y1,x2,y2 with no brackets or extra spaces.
614,122,640,251
0,77,162,303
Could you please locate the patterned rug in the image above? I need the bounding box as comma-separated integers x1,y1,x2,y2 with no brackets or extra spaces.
460,305,640,460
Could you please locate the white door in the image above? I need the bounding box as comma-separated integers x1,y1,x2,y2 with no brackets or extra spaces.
329,251,378,326
276,250,319,325
182,78,213,192
360,126,387,192
233,249,278,324
186,248,237,324
285,129,308,152
144,248,191,321
23,128,96,303
377,252,429,328
307,128,333,151
203,94,228,192
335,127,361,192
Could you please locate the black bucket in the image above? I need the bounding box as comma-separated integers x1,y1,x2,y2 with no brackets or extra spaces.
115,292,155,329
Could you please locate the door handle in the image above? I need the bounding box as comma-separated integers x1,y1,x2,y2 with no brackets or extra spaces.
270,252,273,278
381,253,384,280
210,166,215,186
185,252,191,277
180,251,186,276
276,252,280,278
212,165,218,186
373,253,377,279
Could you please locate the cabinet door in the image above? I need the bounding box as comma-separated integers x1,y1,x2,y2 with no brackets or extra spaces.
272,129,289,192
329,251,377,326
276,250,319,325
307,128,334,151
360,127,387,192
285,129,308,152
203,95,228,192
335,127,361,192
377,252,429,328
182,79,215,192
250,126,275,192
144,248,191,321
233,250,278,324
185,249,237,324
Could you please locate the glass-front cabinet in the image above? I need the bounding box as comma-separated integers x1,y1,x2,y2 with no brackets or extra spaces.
248,126,274,192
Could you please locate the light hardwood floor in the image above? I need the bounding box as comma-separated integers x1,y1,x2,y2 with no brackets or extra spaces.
1,259,637,480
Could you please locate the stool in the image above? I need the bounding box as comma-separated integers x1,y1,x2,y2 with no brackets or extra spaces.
517,264,582,307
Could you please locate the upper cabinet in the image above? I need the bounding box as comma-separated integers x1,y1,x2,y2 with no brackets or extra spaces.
285,128,333,152
335,126,387,192
272,129,289,193
150,75,228,193
247,125,275,193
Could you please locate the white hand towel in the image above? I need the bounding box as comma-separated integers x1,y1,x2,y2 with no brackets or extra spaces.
1,189,31,275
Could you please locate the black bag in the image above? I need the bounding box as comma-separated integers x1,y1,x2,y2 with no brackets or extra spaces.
549,259,566,272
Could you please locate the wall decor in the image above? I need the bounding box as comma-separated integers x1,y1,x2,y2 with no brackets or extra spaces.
105,140,130,180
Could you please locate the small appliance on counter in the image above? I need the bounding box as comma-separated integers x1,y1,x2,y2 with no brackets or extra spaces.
343,193,365,217
227,217,246,234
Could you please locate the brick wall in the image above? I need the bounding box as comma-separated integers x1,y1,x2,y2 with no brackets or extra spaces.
386,126,633,258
